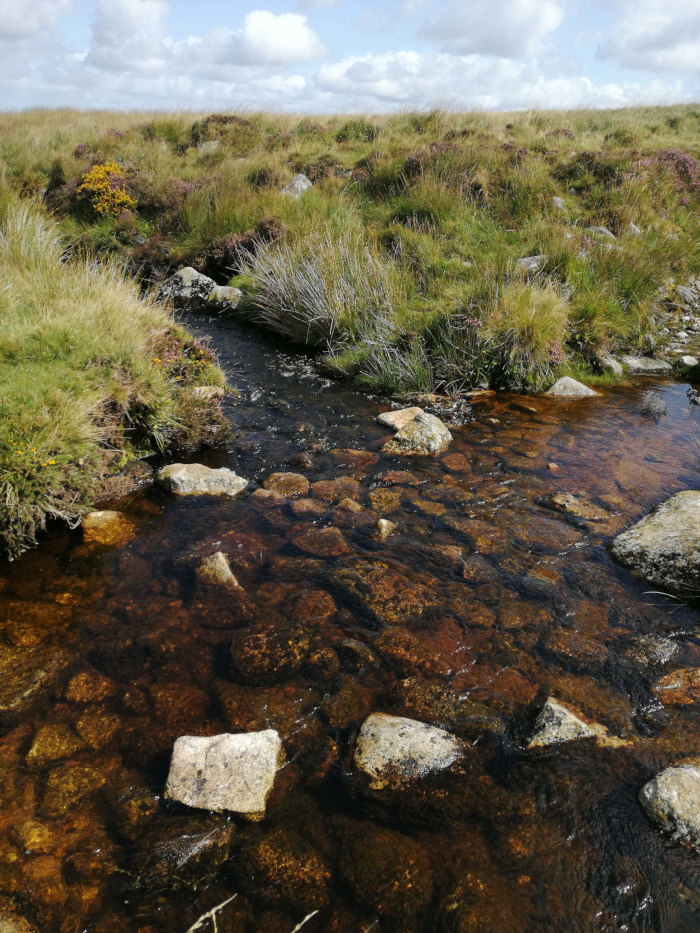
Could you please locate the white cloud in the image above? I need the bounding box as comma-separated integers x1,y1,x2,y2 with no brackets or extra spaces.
87,0,169,73
0,0,72,40
234,10,324,65
599,0,700,72
422,0,564,57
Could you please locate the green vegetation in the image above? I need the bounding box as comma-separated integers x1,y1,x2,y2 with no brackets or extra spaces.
0,193,226,555
1,105,699,401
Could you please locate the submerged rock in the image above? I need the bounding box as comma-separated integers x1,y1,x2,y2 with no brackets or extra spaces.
81,510,136,547
528,697,625,748
198,551,242,590
164,731,284,820
281,173,313,198
375,518,397,541
653,667,700,706
239,826,331,912
545,377,598,398
621,356,672,374
538,491,609,523
157,463,248,497
136,816,236,890
262,472,310,497
378,407,452,456
639,762,700,849
157,267,217,309
611,491,700,594
354,712,465,790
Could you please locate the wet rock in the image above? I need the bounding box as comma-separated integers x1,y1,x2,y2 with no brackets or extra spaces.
528,697,624,748
289,497,327,519
538,492,608,523
412,498,446,517
262,472,310,497
330,560,441,626
441,452,470,472
198,551,242,590
379,469,420,485
542,629,607,671
639,762,700,848
628,635,679,668
369,487,403,512
653,668,700,706
375,518,397,541
239,827,330,912
248,488,285,509
321,677,376,730
157,463,248,497
333,498,376,528
545,377,598,397
230,616,314,684
0,643,71,725
611,491,700,593
136,816,236,890
379,408,452,456
354,713,465,790
311,476,360,502
105,778,159,844
444,517,511,555
337,822,433,922
157,267,217,309
390,678,507,740
26,724,85,767
43,763,107,818
64,669,117,705
75,710,121,750
81,510,136,547
207,284,242,311
281,173,313,198
620,356,672,374
290,525,349,557
375,629,448,678
164,731,284,819
0,909,37,933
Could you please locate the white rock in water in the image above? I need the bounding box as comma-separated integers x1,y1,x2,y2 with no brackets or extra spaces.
528,698,624,748
639,762,700,848
157,267,217,309
354,713,465,790
165,731,284,819
545,377,599,397
281,174,313,199
621,356,672,374
611,491,700,594
378,407,452,456
157,463,248,497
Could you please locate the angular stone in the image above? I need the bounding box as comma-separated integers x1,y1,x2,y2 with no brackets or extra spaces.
26,724,84,767
64,670,117,705
263,472,310,497
81,510,135,547
157,267,217,309
281,173,313,198
380,408,452,456
198,551,242,590
516,255,548,274
621,356,672,374
528,697,624,748
598,354,623,375
676,285,699,308
377,407,424,430
538,492,609,523
375,518,397,541
628,222,642,236
639,763,700,848
207,285,242,310
545,377,598,397
157,463,248,497
611,491,700,593
164,731,284,819
354,713,465,791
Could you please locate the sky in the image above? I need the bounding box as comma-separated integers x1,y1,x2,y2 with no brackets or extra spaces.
0,0,699,112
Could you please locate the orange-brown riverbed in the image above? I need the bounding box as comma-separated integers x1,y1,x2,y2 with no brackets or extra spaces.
1,313,700,932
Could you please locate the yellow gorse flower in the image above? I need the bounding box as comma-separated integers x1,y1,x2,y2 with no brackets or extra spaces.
78,161,137,217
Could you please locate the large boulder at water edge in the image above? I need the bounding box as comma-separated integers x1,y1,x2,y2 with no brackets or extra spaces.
639,762,700,849
545,377,598,397
620,355,672,374
378,407,452,456
156,463,248,497
611,491,700,594
164,731,284,820
157,267,216,309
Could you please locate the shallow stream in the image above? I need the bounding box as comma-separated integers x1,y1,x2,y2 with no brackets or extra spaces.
1,312,700,932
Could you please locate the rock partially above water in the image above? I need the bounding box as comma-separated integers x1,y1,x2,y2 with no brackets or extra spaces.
354,713,465,790
81,510,135,547
545,377,599,398
538,492,609,523
263,472,310,497
528,697,624,748
611,491,700,594
621,356,672,374
157,463,248,498
378,408,452,456
639,762,700,849
164,731,284,820
157,267,217,309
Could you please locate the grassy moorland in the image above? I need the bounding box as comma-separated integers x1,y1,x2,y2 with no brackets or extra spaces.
1,105,699,398
0,187,227,555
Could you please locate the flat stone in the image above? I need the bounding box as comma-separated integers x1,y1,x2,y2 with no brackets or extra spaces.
263,472,310,497
207,285,242,310
198,551,242,590
377,407,424,430
291,525,349,557
528,697,624,748
380,408,452,456
545,377,598,398
676,286,699,308
281,173,312,198
157,463,248,497
311,477,360,502
164,731,284,820
539,492,609,522
353,713,465,791
639,763,700,848
621,356,672,374
611,491,700,594
81,510,135,547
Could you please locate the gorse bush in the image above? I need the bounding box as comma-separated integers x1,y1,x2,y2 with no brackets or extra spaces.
78,161,136,217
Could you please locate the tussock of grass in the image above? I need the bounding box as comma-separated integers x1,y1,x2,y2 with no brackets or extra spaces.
1,105,699,397
0,197,225,555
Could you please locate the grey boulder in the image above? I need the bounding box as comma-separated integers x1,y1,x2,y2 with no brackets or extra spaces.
611,491,700,594
281,174,313,199
165,731,284,819
639,762,700,849
157,267,217,310
157,463,248,498
378,407,452,455
528,698,625,749
207,285,242,311
545,376,599,398
621,356,672,374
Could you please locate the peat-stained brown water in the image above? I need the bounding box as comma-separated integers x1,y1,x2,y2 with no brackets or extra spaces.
1,312,700,933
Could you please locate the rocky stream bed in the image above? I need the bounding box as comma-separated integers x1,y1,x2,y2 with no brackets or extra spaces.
1,311,700,933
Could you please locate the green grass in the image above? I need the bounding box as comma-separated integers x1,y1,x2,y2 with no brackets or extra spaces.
1,104,699,400
0,194,227,555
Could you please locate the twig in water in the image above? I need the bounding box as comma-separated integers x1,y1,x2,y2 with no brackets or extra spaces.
184,894,237,933
290,911,319,933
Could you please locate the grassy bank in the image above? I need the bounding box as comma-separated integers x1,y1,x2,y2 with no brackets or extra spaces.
0,192,227,555
1,105,699,394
